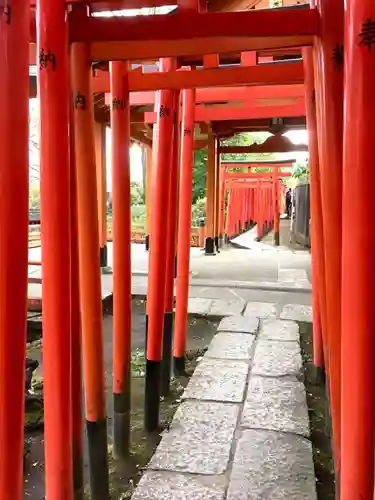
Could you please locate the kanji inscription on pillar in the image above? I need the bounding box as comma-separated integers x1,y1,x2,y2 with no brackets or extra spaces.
0,0,11,24
159,105,170,118
332,44,344,70
112,98,126,111
359,18,375,52
39,49,57,71
74,92,87,110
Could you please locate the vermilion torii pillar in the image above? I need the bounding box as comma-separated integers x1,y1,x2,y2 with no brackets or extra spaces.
69,109,84,500
71,30,109,499
314,0,343,480
0,1,29,498
272,169,280,245
37,0,73,497
174,87,196,375
94,122,108,269
302,47,326,378
205,134,216,255
341,2,375,498
162,87,180,396
145,58,175,431
110,61,132,460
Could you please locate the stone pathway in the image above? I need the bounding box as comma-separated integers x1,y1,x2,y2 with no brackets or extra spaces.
132,303,316,500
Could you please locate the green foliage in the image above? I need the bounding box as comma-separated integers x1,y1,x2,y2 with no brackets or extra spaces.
131,182,145,205
293,159,310,184
131,204,146,229
221,132,272,162
29,185,40,209
192,150,207,204
191,197,206,226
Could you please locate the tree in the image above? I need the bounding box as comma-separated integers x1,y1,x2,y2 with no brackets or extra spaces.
130,181,145,205
192,149,207,204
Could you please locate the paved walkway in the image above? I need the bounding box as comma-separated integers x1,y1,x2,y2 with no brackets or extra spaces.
27,225,311,309
133,303,316,500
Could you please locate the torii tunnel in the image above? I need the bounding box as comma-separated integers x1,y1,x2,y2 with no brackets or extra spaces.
0,0,374,497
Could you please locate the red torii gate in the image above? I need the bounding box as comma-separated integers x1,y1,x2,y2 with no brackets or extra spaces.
222,167,291,244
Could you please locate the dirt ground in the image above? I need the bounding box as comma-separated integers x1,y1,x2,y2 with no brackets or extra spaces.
24,300,218,500
299,322,335,500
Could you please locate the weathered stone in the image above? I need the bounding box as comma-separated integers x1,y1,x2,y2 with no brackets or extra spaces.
183,357,249,402
242,376,310,437
208,298,245,317
132,471,227,500
244,302,278,319
218,315,258,334
188,298,213,316
227,429,317,500
278,269,308,283
149,401,239,474
206,332,256,360
280,304,313,323
253,341,302,377
260,319,299,342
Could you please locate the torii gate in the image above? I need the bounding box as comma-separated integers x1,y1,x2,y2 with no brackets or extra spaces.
222,167,292,244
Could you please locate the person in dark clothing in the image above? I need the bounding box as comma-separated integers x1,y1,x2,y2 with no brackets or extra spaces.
285,189,292,218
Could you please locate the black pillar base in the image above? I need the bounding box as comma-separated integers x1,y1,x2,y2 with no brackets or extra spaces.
145,234,150,251
161,312,173,397
214,236,220,253
86,418,110,500
274,231,280,246
145,314,149,355
204,237,216,255
113,376,131,461
173,356,186,376
100,244,108,268
73,446,84,500
144,360,161,432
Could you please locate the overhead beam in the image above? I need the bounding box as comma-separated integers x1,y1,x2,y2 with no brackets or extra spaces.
101,62,304,92
130,61,304,90
129,84,305,105
65,8,319,43
220,144,308,153
29,0,176,9
225,172,292,179
29,36,313,64
145,100,305,123
222,161,295,167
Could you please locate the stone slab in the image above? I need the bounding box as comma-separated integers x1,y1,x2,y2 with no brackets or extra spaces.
149,401,239,475
244,302,278,319
205,332,256,360
183,357,249,403
218,315,259,334
260,319,299,342
278,268,308,283
208,298,245,317
188,298,214,316
280,304,313,323
132,471,226,500
227,429,317,500
252,340,302,377
242,376,309,437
